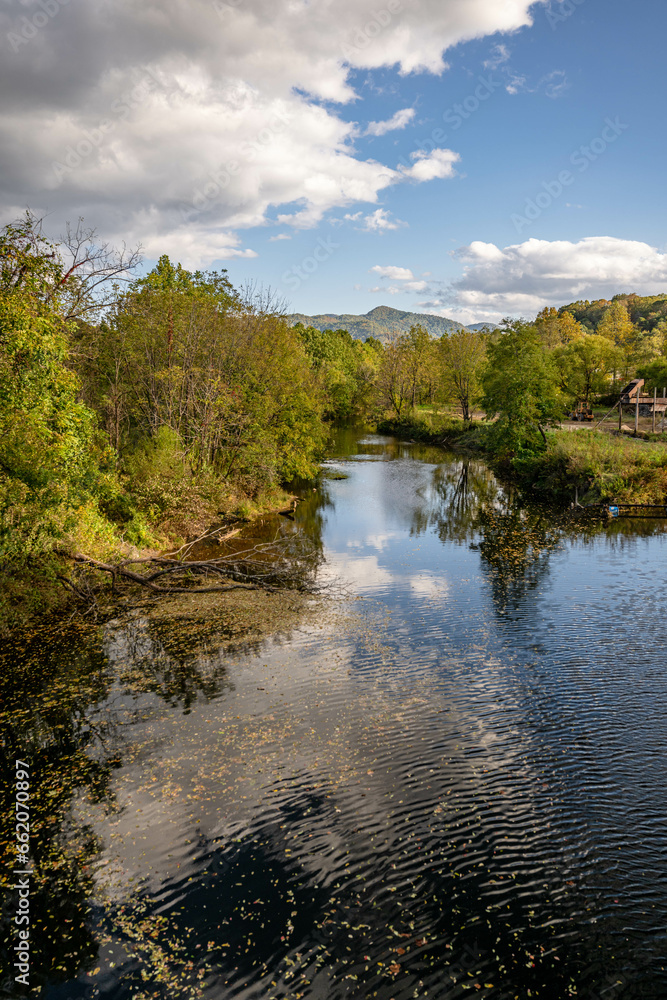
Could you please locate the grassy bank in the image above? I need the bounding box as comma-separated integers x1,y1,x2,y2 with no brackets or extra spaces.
0,472,299,636
377,412,667,506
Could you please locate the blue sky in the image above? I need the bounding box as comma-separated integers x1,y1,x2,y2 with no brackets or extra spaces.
2,0,666,323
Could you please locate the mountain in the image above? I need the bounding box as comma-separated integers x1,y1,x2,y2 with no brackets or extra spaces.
288,305,464,341
466,322,498,332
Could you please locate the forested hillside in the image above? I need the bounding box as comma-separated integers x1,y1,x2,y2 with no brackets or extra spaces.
288,305,463,341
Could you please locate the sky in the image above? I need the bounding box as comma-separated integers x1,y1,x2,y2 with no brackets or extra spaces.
2,0,667,325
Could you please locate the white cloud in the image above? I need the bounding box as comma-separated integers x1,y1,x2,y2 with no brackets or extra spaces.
365,107,416,137
505,73,527,95
269,233,292,241
345,208,407,231
399,148,460,182
0,0,544,262
449,236,667,320
139,225,257,270
371,265,415,280
370,263,430,294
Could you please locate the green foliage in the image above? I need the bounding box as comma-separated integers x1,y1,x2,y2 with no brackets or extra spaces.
79,260,327,489
534,307,585,347
481,321,564,460
0,283,104,560
638,358,667,394
296,324,381,422
374,326,439,418
438,328,486,421
562,293,667,335
552,334,624,403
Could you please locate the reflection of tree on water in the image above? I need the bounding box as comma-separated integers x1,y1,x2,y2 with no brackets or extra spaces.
419,458,501,544
0,622,115,990
103,613,236,711
422,457,667,617
475,504,562,613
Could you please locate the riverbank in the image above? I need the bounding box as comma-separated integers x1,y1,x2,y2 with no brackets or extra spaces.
0,477,302,636
377,413,667,505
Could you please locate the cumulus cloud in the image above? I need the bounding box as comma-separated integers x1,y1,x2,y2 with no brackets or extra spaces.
0,0,544,262
442,236,667,323
371,265,415,280
399,148,460,181
364,108,416,137
138,225,258,271
370,263,428,294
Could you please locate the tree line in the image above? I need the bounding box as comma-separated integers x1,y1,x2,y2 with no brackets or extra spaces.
2,212,667,577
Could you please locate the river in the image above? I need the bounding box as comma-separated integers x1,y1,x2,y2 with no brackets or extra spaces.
2,430,667,1000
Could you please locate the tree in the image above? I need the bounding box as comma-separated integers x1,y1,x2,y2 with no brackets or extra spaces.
481,321,563,458
597,300,637,379
404,324,432,409
375,333,413,418
534,307,585,348
0,228,104,561
296,325,380,422
102,258,325,484
552,334,624,404
1,210,141,321
438,329,486,422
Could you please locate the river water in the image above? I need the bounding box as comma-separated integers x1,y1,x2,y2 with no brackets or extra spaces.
3,431,667,1000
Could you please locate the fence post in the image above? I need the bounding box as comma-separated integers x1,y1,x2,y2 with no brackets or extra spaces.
653,387,657,433
635,389,639,435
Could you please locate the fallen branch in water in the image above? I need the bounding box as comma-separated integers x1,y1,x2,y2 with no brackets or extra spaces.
55,532,317,600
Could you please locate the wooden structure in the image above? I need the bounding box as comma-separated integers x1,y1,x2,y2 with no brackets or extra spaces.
618,378,667,433
619,379,667,413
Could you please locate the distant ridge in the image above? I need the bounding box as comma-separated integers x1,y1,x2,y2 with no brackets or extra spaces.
288,305,464,341
466,322,497,333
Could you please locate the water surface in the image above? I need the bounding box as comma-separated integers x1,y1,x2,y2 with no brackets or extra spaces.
3,431,667,1000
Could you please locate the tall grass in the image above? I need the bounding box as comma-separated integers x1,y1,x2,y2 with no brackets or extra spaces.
377,411,667,504
523,431,667,503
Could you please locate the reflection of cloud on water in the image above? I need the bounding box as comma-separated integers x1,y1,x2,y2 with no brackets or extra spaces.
345,530,404,552
320,552,395,592
409,573,450,601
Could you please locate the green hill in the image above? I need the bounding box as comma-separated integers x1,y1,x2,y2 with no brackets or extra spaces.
288,305,464,341
559,293,667,333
